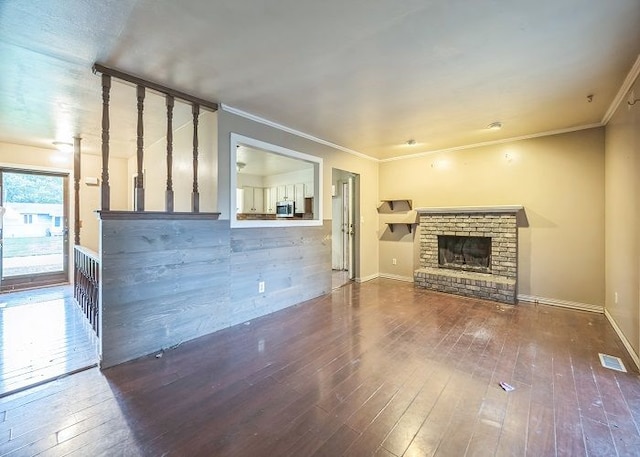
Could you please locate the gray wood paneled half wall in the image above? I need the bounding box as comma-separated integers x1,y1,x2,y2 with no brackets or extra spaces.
99,211,331,368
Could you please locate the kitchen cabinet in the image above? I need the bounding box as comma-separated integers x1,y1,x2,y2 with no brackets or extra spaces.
272,182,308,213
277,184,295,201
264,187,278,214
294,183,305,213
242,186,264,213
236,188,244,213
304,183,313,198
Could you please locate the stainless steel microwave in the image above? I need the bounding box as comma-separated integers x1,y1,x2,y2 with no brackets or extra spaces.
276,200,295,217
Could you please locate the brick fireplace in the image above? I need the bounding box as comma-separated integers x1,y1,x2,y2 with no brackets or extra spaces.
413,206,522,304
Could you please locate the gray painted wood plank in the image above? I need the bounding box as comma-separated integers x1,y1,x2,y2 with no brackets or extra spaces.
100,219,331,368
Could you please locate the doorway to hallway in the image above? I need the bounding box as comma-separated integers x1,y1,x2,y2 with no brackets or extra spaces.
331,168,359,289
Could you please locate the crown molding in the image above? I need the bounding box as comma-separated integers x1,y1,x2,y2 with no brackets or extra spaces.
379,123,603,162
220,104,378,162
602,53,640,125
222,102,605,165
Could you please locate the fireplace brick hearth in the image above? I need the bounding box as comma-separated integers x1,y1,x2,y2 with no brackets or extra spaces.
413,206,521,304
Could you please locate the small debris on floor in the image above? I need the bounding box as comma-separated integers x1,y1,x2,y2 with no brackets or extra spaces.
499,381,514,392
155,351,163,359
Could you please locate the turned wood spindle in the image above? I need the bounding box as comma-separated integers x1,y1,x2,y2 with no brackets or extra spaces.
191,103,200,213
165,95,175,212
100,74,111,210
73,136,81,245
135,85,145,211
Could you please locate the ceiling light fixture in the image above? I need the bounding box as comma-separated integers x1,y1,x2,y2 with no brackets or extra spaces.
236,162,246,172
487,121,502,130
406,139,416,146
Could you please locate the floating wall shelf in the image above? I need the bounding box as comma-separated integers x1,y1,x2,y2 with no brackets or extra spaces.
386,222,417,233
379,199,412,211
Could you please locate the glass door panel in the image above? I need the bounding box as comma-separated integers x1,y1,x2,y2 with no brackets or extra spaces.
0,170,69,290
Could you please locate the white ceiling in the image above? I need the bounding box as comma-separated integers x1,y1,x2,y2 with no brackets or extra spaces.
1,0,639,161
236,145,313,177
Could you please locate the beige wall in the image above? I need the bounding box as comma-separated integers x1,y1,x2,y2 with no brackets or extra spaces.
605,76,640,355
379,128,606,306
79,153,129,251
218,110,380,281
131,110,218,213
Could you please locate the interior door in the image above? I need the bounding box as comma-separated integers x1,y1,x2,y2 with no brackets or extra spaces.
0,169,69,291
341,182,350,272
347,176,355,280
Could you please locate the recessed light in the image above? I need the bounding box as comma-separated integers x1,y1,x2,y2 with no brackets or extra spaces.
487,122,502,130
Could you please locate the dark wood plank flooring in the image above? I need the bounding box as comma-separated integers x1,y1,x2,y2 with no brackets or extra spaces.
0,286,98,397
1,279,639,456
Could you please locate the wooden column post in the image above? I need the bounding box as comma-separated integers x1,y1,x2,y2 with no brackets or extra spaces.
100,74,111,210
191,103,200,213
73,136,81,245
165,95,174,212
135,85,145,211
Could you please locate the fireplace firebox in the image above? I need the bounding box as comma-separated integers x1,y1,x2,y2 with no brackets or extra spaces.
438,235,491,273
414,206,521,304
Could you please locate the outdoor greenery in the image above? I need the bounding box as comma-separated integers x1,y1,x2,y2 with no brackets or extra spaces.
2,236,62,258
3,173,62,204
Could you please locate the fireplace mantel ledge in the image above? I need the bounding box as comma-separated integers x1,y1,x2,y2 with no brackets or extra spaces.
415,205,523,214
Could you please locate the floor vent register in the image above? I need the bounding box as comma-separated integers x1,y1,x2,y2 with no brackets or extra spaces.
598,353,627,373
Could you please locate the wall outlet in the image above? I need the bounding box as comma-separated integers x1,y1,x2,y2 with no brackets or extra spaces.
615,292,618,304
392,258,397,265
258,281,265,293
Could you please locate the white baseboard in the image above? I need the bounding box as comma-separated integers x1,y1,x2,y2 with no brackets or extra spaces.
604,309,640,372
356,273,379,283
378,273,414,283
517,294,604,313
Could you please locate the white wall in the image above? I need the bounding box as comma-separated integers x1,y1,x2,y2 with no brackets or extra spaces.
130,110,218,212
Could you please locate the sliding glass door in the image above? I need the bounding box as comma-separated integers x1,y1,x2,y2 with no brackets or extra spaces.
0,169,69,291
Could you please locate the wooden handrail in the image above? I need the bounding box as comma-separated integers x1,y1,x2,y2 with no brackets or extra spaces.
93,63,218,213
92,63,218,112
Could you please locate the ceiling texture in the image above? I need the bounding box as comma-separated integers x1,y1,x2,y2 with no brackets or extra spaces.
1,0,640,161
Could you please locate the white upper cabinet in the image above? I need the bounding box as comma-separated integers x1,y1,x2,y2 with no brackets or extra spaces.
242,186,264,213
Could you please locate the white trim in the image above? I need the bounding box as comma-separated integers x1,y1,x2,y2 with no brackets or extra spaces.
356,273,379,283
0,162,70,174
416,205,523,214
378,273,414,283
221,104,377,162
602,54,640,125
517,294,604,313
380,123,602,162
604,309,640,372
221,104,609,165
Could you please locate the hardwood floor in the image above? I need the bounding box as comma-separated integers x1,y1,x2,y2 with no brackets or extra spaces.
1,278,639,456
0,286,98,397
332,269,350,289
